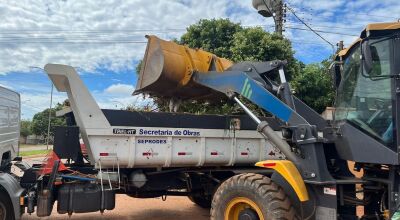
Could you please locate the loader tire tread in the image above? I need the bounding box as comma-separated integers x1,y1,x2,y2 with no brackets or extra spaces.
210,173,299,220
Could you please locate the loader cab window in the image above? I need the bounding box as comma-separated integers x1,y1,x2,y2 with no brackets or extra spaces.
335,38,393,145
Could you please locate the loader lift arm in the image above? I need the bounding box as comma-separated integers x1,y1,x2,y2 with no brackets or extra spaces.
188,60,335,184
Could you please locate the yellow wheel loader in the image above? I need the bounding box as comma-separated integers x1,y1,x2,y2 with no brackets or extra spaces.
135,16,400,220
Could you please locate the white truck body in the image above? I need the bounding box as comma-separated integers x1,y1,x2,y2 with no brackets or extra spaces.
89,126,283,168
44,64,283,169
0,86,20,165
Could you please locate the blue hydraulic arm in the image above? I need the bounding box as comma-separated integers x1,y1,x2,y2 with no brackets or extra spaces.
193,70,309,126
193,69,311,165
193,68,336,184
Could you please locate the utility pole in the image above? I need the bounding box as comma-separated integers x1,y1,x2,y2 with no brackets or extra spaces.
274,1,286,35
337,40,344,51
46,83,53,150
252,0,285,35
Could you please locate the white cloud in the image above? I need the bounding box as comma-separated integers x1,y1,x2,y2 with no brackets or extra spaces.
2,0,400,74
21,91,67,119
0,0,265,74
104,83,135,95
20,82,152,119
4,0,400,119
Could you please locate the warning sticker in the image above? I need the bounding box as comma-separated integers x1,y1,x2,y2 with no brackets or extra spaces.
323,187,336,196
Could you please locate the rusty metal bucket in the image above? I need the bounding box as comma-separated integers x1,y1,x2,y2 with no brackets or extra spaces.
134,35,233,99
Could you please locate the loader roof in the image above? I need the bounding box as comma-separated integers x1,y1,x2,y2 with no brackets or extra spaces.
337,21,400,58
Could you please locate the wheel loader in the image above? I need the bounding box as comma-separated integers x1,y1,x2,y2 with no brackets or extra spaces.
134,13,400,220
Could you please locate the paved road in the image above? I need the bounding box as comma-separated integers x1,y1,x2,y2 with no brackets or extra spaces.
22,195,210,220
19,144,53,152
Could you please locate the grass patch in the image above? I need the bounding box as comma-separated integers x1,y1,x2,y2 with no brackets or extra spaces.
19,149,51,157
19,144,51,148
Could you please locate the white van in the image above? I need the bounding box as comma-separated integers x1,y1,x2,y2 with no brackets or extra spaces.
0,86,20,170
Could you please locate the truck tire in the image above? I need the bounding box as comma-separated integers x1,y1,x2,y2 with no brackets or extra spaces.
0,190,15,220
210,173,298,220
188,195,212,208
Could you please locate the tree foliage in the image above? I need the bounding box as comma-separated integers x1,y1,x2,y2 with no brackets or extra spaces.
135,18,334,114
231,27,300,80
180,19,242,58
291,62,334,113
31,103,66,140
20,120,32,137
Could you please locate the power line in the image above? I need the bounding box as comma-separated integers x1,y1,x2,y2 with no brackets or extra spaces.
0,41,148,44
290,40,332,45
0,28,187,34
287,17,396,28
286,22,363,31
288,4,400,20
285,26,359,37
286,6,335,50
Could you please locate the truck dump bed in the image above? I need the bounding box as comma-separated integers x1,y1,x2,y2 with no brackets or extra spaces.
44,64,283,168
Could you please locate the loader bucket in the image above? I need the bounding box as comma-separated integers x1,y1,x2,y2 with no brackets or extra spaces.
134,35,233,99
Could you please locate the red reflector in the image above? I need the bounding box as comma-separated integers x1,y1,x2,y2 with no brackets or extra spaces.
263,162,276,167
99,153,109,156
178,152,186,156
143,152,151,156
241,152,248,156
211,152,218,156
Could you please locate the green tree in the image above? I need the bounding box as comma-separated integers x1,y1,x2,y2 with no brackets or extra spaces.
20,120,32,137
135,18,334,114
291,62,334,113
180,19,243,58
231,27,300,80
31,103,66,141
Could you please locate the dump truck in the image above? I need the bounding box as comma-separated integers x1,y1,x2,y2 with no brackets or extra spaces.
0,62,286,220
1,3,400,220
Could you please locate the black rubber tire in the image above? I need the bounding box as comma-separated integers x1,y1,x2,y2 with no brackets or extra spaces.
210,173,298,220
188,194,212,208
0,190,15,220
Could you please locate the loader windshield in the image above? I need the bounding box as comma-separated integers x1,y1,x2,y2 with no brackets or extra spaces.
335,38,393,145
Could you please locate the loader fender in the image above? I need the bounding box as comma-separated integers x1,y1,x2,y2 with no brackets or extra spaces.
0,173,25,219
255,160,309,202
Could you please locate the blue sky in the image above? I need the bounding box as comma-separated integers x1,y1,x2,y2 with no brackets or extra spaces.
1,0,399,119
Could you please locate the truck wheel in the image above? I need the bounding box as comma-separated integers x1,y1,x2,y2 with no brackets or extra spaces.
188,194,212,208
211,173,298,220
0,191,15,220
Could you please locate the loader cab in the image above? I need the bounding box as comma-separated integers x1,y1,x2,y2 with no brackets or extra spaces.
331,22,400,163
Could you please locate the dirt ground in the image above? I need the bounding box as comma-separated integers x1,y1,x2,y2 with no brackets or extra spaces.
19,157,209,220
19,159,365,219
22,195,210,220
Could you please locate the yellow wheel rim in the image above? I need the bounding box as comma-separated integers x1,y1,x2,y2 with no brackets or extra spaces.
224,197,265,220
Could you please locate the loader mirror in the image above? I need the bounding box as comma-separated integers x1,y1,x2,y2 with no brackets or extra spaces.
362,40,373,75
329,62,341,89
362,37,391,78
